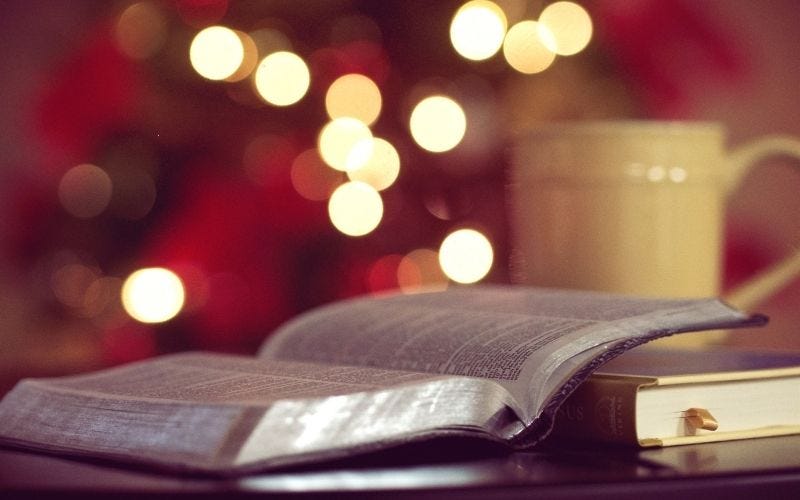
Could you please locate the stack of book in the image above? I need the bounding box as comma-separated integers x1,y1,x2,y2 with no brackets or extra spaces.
0,286,796,476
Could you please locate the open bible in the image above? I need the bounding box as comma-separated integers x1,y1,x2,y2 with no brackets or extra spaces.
0,286,765,475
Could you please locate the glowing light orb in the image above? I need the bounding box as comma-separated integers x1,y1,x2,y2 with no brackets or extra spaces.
318,117,374,171
539,1,593,56
121,267,185,323
189,25,244,80
224,30,259,82
409,96,466,153
347,137,400,191
328,181,383,237
398,249,449,293
290,148,344,201
503,20,557,74
115,1,168,60
254,51,310,106
325,73,382,126
58,163,113,218
438,229,493,284
450,1,508,61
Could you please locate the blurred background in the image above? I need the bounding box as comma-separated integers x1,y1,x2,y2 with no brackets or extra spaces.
1,0,799,394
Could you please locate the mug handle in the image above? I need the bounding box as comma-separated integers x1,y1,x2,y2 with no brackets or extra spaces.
723,135,800,310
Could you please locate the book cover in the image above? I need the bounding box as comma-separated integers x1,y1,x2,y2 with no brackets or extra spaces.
549,348,800,447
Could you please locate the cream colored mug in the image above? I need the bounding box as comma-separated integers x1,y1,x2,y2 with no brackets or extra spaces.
510,121,800,325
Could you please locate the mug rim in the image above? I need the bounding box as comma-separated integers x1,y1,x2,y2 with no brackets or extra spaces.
517,120,725,137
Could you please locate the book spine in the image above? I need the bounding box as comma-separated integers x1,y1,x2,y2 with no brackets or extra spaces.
549,377,642,445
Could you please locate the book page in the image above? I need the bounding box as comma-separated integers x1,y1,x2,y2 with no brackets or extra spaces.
41,352,443,405
259,286,753,422
0,352,522,472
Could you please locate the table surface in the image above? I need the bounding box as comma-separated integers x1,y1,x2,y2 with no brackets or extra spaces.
2,434,800,499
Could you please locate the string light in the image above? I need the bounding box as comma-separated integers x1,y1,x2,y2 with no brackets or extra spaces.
328,181,384,237
438,229,494,284
450,1,508,61
189,25,244,80
346,138,400,191
290,148,344,201
318,117,374,171
398,249,449,293
224,31,259,82
503,20,557,74
58,164,113,219
325,74,383,126
254,51,310,106
121,267,186,323
409,96,467,153
538,1,593,56
115,1,167,60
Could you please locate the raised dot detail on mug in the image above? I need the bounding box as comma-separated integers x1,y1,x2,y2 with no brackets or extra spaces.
646,166,666,182
669,167,688,183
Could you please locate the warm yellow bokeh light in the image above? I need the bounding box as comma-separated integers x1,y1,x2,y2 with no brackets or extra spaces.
347,138,400,191
51,263,100,310
328,181,384,237
438,229,494,284
224,31,259,82
290,148,344,201
115,2,167,60
189,26,244,80
318,117,374,171
121,267,185,323
450,0,508,61
398,249,449,293
539,1,593,56
58,163,113,218
503,20,557,74
254,51,310,106
410,96,467,153
325,74,382,126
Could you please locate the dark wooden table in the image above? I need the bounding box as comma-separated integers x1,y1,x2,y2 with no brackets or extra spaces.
2,435,799,499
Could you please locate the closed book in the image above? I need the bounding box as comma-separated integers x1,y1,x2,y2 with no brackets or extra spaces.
550,349,800,447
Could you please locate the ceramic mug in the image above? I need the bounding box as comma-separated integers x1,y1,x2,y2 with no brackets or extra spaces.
509,121,800,319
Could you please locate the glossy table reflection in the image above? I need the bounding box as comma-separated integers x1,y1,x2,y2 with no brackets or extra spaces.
2,435,800,499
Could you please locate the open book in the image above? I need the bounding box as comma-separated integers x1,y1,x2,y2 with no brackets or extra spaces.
0,286,764,475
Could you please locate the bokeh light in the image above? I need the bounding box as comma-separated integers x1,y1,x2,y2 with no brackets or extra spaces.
224,31,259,82
450,1,508,61
503,20,557,74
121,267,186,324
254,51,310,106
82,276,124,324
347,138,400,191
328,181,384,237
58,163,113,218
438,229,494,284
107,168,157,220
189,25,245,80
318,117,374,171
115,1,167,60
538,1,593,56
249,27,293,55
51,263,100,310
366,254,403,293
290,148,344,201
325,73,382,126
409,96,467,153
398,249,449,293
